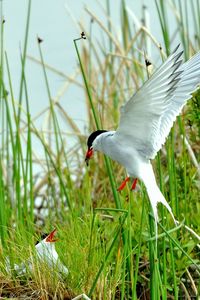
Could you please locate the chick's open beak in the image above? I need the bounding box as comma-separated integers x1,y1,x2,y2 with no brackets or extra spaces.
85,148,93,166
46,229,58,243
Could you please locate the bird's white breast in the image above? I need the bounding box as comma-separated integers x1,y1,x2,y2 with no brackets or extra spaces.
93,132,149,179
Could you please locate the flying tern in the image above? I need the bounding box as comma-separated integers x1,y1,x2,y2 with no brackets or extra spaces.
85,45,200,234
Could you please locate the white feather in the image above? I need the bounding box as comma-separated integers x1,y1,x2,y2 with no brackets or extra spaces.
116,45,200,159
35,240,68,275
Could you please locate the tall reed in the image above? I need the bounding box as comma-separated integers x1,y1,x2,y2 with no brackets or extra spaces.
0,0,199,298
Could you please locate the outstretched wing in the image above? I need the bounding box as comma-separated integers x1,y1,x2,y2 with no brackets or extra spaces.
157,51,200,154
115,45,200,159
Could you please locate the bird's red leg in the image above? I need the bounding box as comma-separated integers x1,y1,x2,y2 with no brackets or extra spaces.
131,178,138,190
117,177,130,191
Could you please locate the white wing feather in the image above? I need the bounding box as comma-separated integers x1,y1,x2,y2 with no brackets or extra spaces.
157,51,200,152
116,45,200,159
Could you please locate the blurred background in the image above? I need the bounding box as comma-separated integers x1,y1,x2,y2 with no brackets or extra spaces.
3,0,195,137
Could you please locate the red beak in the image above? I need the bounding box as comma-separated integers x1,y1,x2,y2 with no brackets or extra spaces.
46,229,58,243
85,148,93,166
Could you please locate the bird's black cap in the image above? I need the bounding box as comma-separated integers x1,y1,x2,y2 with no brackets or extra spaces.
87,130,107,149
35,233,49,245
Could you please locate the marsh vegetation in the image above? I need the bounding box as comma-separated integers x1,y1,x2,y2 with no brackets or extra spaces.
0,0,200,299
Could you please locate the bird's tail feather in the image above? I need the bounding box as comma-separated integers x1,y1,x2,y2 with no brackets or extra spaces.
146,183,176,223
141,164,176,240
146,183,176,241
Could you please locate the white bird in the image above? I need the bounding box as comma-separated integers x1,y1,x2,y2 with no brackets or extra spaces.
34,229,68,275
9,229,68,276
85,45,200,236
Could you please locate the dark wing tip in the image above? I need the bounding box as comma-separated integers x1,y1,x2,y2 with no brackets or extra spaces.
172,44,181,54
